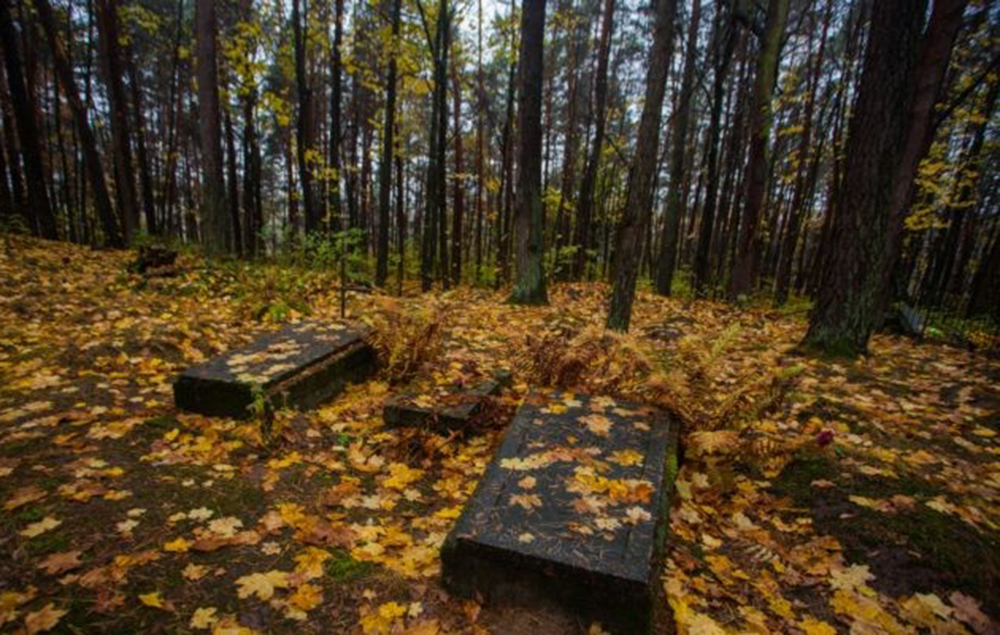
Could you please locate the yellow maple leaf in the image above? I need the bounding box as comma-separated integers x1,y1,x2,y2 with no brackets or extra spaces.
360,601,407,634
163,537,193,552
189,606,218,629
20,517,61,539
294,547,332,579
288,583,323,611
797,617,836,635
139,592,165,609
384,463,424,490
609,449,644,467
24,602,67,635
235,570,289,601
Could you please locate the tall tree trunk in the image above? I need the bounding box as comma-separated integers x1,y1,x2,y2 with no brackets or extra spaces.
32,0,121,246
0,59,25,213
126,51,157,235
606,0,677,330
572,0,615,279
224,99,241,255
654,0,700,295
95,0,140,241
775,0,833,305
876,0,970,313
929,79,998,306
0,2,57,238
451,63,465,286
293,0,317,234
728,0,789,299
375,0,400,287
0,122,11,218
419,0,450,291
329,0,344,232
509,0,548,304
803,0,928,354
195,0,228,254
474,0,485,282
496,60,516,286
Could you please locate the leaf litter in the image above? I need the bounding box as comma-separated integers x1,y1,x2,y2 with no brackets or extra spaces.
0,237,997,634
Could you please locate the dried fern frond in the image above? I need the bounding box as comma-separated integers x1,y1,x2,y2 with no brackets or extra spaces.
363,297,444,384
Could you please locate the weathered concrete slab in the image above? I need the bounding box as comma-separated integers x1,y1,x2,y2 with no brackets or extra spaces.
174,321,376,419
383,378,502,431
441,390,680,633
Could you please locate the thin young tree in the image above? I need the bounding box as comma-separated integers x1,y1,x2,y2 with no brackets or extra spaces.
606,0,677,330
728,0,789,300
375,0,401,287
572,0,615,280
654,0,700,296
509,0,548,305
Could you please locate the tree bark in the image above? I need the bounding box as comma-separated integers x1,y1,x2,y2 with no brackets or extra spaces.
572,0,615,280
803,0,928,355
195,0,229,254
606,0,677,330
32,0,122,246
654,0,700,295
95,0,140,241
329,0,344,232
728,0,789,299
0,2,57,238
775,0,833,305
293,0,317,234
376,0,401,287
509,0,548,304
451,63,465,286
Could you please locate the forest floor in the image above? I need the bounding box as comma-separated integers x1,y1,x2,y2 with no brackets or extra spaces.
0,235,997,635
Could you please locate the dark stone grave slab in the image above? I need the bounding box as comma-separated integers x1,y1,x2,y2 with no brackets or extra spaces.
898,303,926,337
174,321,376,419
383,374,506,432
442,390,680,633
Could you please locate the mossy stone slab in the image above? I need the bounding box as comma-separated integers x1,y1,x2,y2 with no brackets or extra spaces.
174,321,376,419
442,390,680,633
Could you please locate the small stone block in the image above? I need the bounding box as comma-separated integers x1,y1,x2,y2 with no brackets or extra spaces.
441,390,680,633
383,379,501,431
174,321,376,419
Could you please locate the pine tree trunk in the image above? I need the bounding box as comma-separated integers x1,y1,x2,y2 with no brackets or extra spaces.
293,0,317,234
728,0,789,299
96,0,140,241
803,0,927,355
572,0,615,280
654,0,700,296
606,0,677,330
32,0,121,246
509,0,548,305
329,0,344,232
451,64,465,286
775,0,832,305
126,51,157,235
376,0,401,287
195,0,228,254
0,3,57,238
